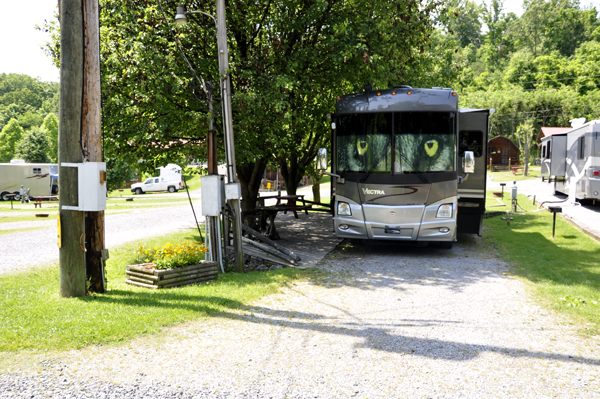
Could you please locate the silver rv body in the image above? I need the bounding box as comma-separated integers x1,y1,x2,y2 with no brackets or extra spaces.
0,162,59,200
328,87,490,245
548,121,600,200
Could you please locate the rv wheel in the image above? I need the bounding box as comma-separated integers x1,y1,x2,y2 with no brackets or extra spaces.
13,191,21,201
0,191,9,201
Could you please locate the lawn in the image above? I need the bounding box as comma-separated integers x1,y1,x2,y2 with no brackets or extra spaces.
488,165,542,183
484,191,600,336
0,228,307,353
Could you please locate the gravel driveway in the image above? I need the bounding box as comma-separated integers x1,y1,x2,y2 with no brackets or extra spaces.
2,234,599,398
0,204,204,275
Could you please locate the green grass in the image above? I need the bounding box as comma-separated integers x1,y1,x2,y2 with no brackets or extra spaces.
489,165,541,183
0,228,307,353
484,191,600,335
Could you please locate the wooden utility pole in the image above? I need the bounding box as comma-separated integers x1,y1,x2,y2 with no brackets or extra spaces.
82,0,106,293
58,0,86,297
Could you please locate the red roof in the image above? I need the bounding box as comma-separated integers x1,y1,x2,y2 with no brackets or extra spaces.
536,127,572,143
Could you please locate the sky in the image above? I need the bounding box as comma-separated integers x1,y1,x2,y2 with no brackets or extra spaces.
1,0,600,84
0,0,59,82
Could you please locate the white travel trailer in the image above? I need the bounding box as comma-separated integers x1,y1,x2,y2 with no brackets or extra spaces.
0,161,59,200
540,120,600,201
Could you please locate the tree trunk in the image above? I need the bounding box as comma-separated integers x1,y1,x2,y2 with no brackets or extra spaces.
278,156,305,196
312,181,321,203
237,158,268,213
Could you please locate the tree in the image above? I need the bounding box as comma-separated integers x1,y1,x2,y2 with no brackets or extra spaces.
515,120,535,176
0,118,25,162
42,113,59,162
448,0,483,48
15,127,51,163
40,0,449,213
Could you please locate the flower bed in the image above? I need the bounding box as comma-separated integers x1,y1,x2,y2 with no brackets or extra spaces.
126,241,217,289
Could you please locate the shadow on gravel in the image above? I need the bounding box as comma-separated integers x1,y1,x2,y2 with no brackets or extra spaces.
308,235,504,293
213,302,600,366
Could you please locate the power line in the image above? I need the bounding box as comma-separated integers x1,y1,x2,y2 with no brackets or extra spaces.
458,74,600,90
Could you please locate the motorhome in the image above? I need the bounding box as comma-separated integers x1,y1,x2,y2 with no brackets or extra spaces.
318,86,491,247
0,161,59,200
541,120,600,201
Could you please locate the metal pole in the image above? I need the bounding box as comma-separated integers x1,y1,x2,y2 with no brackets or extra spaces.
216,0,244,272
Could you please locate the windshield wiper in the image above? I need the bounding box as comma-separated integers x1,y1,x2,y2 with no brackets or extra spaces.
359,147,390,183
398,152,429,183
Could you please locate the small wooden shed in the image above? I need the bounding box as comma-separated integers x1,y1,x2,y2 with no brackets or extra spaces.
487,136,520,168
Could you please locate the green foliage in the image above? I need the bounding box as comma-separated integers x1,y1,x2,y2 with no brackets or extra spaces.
41,113,58,162
0,118,24,162
40,0,451,210
15,127,51,163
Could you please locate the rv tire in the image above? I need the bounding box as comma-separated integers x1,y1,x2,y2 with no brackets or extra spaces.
0,191,9,201
13,191,21,201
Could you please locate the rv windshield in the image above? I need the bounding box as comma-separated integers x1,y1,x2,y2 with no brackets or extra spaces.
394,112,455,173
336,113,392,173
336,112,455,174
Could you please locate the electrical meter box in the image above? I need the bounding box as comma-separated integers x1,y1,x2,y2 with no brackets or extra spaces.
201,175,224,216
61,162,107,211
225,182,241,200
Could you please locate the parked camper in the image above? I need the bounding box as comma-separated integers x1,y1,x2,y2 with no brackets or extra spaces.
0,161,59,201
541,120,600,201
318,86,491,247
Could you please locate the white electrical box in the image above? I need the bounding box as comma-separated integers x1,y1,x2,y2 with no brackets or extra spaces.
225,182,241,200
61,162,107,211
201,175,224,216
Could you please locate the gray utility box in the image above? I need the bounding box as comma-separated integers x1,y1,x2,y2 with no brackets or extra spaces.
201,175,224,216
61,162,107,211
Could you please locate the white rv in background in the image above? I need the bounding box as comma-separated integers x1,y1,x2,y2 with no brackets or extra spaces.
0,161,59,200
540,120,600,201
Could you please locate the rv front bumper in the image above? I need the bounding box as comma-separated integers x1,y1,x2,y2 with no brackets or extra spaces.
333,200,457,241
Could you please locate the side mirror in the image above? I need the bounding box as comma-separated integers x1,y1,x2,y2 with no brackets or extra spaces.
463,151,475,174
317,148,328,171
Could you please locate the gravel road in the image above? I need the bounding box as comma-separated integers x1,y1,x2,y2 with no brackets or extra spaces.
2,234,599,398
0,203,204,275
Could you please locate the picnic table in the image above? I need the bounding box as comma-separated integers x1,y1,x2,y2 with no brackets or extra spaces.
274,194,311,218
30,196,58,208
254,205,291,240
511,166,524,174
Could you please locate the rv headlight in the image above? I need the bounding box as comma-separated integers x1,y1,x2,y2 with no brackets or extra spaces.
436,204,453,218
337,202,352,216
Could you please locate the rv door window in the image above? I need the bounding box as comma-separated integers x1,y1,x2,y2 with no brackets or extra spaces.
578,136,586,159
459,131,483,157
33,168,42,174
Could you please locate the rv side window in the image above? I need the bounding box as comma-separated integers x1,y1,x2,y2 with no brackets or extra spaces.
459,131,483,157
33,168,42,174
578,136,586,159
542,144,546,159
548,142,551,158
